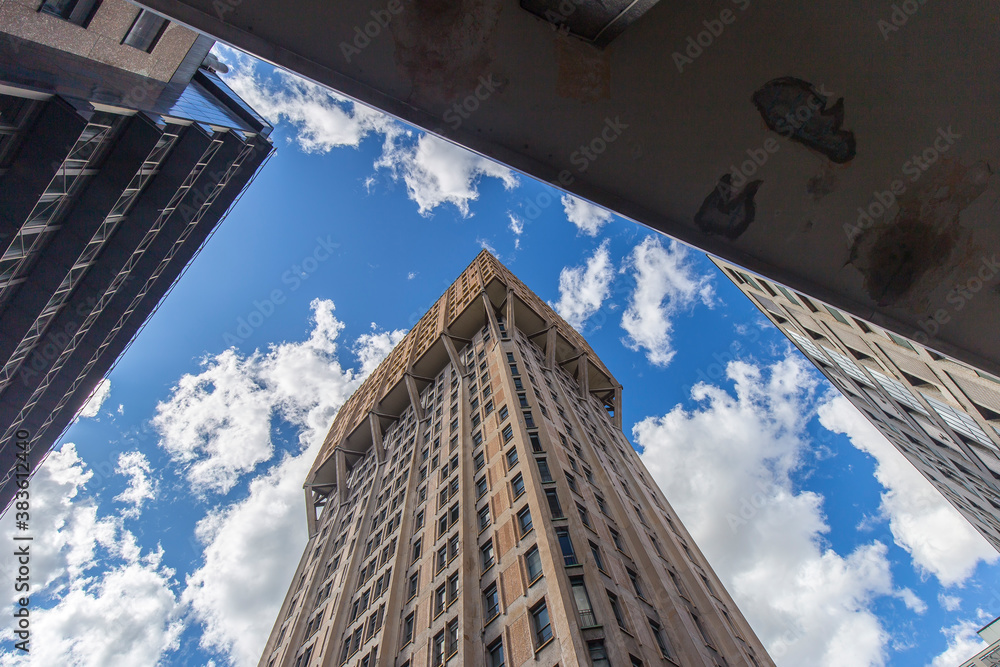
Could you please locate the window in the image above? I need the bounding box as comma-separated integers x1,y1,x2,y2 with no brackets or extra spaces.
525,545,542,582
446,617,459,657
476,476,488,499
415,509,425,529
402,611,415,645
474,451,485,471
39,0,99,25
432,630,445,666
529,433,543,452
584,467,595,484
448,534,459,560
648,619,672,658
407,572,419,599
449,503,459,527
610,527,625,552
506,447,519,469
572,576,596,627
531,600,553,646
472,413,482,428
629,656,644,667
517,507,533,535
412,538,422,563
487,637,505,667
536,458,553,483
556,527,577,565
447,572,459,605
502,424,514,443
523,411,535,428
473,431,483,447
478,506,491,531
566,474,578,493
514,377,523,390
577,503,591,528
122,9,168,51
434,584,446,616
595,494,608,515
484,400,494,416
484,582,500,620
589,542,606,572
608,590,627,629
436,544,447,572
438,513,449,538
587,640,609,667
627,568,644,599
481,540,495,570
546,489,564,519
518,393,529,408
511,473,525,498
510,364,520,376
498,405,508,421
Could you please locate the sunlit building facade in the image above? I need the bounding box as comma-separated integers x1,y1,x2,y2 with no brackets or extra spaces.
260,251,772,667
712,256,1000,553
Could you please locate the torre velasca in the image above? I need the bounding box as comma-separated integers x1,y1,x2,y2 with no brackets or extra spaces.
260,251,772,667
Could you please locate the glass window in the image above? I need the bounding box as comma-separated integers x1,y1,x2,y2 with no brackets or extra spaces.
536,458,553,482
525,545,542,581
436,545,447,572
611,528,625,552
529,433,543,452
434,585,446,616
506,447,519,469
447,572,459,604
432,630,445,666
502,424,514,443
484,400,494,415
518,393,529,408
589,542,605,572
627,568,644,599
608,590,627,629
473,431,483,447
402,611,415,645
481,540,495,570
587,640,609,667
474,451,485,471
479,505,491,531
408,572,419,598
531,600,552,645
487,638,505,667
446,617,459,656
412,539,422,562
577,503,591,528
511,473,525,498
484,582,500,619
498,405,508,421
546,489,564,519
448,534,459,560
556,527,576,565
566,474,578,493
514,377,523,390
523,411,535,428
476,476,488,498
415,509,425,529
572,576,596,628
649,619,672,658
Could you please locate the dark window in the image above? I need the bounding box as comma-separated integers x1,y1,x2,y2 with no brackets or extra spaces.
525,545,542,581
487,638,505,667
608,590,627,629
408,572,419,598
474,451,485,471
566,474,578,493
481,540,495,570
446,617,459,656
502,424,514,443
536,458,553,483
556,527,577,565
479,506,491,531
517,507,533,535
529,433,543,452
39,0,99,25
484,582,500,619
546,489,564,519
589,542,605,572
123,10,168,52
523,411,535,428
402,611,415,645
506,447,519,469
476,476,488,498
434,584,446,616
627,568,644,599
572,576,596,627
610,527,625,552
649,619,672,658
587,640,609,667
432,630,445,666
531,600,552,645
577,503,591,528
511,473,525,498
498,404,508,421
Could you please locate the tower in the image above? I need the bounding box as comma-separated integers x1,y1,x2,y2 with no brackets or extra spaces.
261,251,773,667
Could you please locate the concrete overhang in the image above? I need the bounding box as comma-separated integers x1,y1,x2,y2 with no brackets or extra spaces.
137,0,1000,375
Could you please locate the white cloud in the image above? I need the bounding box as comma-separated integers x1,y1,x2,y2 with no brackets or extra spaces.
77,378,111,419
508,212,524,249
478,238,499,256
178,300,398,666
354,325,408,376
818,396,1000,586
407,272,417,280
550,240,614,330
0,445,183,667
375,133,518,217
634,356,896,666
621,237,715,366
894,587,928,614
153,300,357,495
219,48,517,217
113,451,156,519
929,617,988,667
939,594,962,611
561,194,612,236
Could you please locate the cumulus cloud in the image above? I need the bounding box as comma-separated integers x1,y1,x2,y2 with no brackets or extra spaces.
354,324,408,376
153,300,357,495
634,356,897,666
561,194,613,236
113,451,156,519
550,240,614,330
219,48,517,217
621,237,715,366
177,300,397,666
929,617,988,667
939,594,961,611
818,396,999,586
77,378,111,419
0,445,183,667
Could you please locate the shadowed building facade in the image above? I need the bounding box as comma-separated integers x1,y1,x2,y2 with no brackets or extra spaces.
0,1,274,509
712,256,1000,554
260,251,772,667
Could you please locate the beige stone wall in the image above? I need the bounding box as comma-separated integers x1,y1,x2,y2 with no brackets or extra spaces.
0,0,197,81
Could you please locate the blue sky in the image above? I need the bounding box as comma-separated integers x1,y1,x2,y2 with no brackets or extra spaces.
1,48,998,666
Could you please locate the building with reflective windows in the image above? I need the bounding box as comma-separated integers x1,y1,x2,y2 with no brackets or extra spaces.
261,251,772,667
0,1,274,509
712,256,1000,554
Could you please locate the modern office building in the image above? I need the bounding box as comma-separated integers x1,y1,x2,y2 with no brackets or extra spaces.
0,1,274,509
959,616,1000,667
261,251,772,667
137,0,1000,378
711,256,1000,553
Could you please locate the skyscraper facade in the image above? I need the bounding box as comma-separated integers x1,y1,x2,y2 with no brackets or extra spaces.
712,256,1000,553
0,2,274,508
260,251,772,667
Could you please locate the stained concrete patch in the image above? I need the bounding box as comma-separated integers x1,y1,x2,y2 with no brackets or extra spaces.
753,77,856,164
695,174,763,240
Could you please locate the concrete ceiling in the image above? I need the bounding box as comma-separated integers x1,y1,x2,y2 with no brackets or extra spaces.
137,0,1000,375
